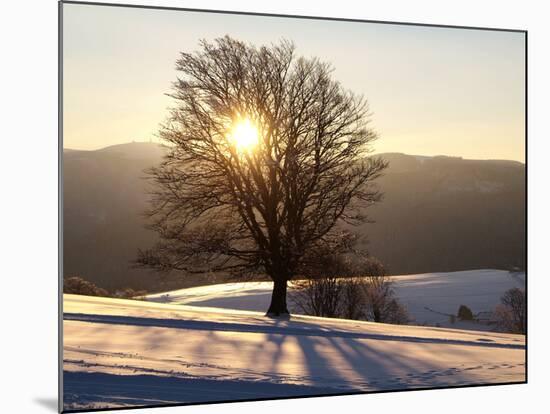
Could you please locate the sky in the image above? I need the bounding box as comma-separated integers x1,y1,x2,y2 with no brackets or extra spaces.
62,3,526,162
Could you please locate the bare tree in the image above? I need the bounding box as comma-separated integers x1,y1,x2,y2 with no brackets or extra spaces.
361,275,408,324
292,277,342,318
291,241,356,317
137,36,387,316
341,257,388,321
494,288,526,334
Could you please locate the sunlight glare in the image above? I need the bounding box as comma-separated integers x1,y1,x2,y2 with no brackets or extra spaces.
229,118,259,153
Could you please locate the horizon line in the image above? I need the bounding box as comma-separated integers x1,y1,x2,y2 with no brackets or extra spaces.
62,141,525,164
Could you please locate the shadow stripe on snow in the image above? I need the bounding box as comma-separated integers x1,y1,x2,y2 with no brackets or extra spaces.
63,370,341,410
63,313,524,350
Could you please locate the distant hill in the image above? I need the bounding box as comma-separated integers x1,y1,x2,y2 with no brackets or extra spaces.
360,153,525,274
63,142,166,291
63,142,525,291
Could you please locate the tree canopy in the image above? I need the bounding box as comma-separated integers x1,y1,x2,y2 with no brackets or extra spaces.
138,36,387,315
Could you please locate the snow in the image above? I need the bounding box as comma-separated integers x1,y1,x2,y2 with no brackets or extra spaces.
392,270,525,329
63,271,526,410
147,269,526,331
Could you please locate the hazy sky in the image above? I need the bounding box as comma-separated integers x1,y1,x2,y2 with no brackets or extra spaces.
63,3,525,161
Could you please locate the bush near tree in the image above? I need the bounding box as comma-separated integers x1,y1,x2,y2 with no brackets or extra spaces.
457,304,474,321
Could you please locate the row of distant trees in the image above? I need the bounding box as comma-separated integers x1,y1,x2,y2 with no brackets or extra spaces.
63,276,147,300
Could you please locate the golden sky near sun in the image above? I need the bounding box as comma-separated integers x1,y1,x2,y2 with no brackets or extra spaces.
62,4,525,162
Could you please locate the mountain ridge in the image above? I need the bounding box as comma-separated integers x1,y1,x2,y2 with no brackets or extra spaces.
64,141,525,164
63,141,525,291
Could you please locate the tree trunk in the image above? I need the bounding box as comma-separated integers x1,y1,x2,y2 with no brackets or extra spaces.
266,279,289,317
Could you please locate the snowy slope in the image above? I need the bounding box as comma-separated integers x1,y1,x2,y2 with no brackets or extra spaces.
147,269,526,331
63,292,525,410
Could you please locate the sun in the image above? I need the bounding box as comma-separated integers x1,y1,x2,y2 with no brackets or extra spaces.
228,118,259,153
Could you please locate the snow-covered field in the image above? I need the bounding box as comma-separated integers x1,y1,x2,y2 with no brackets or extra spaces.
147,269,526,331
63,270,525,410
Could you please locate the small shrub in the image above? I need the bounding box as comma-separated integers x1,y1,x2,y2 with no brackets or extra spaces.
114,288,148,300
457,304,474,321
63,276,109,297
